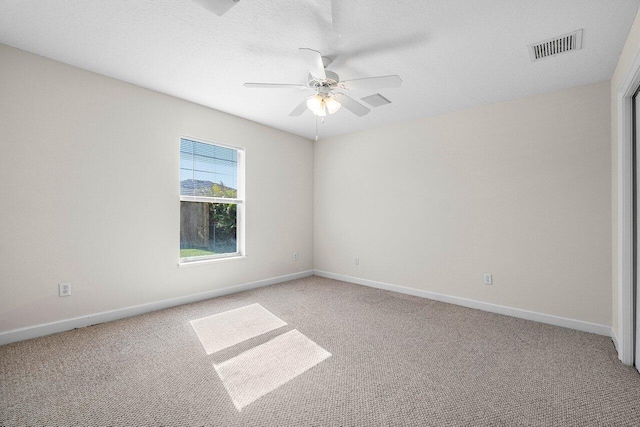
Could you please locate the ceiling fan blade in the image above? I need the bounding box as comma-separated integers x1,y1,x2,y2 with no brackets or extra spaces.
243,83,309,89
334,93,371,117
339,75,402,91
289,100,308,117
192,0,239,16
298,48,327,81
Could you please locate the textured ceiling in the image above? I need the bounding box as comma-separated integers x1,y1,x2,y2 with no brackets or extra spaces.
0,0,638,140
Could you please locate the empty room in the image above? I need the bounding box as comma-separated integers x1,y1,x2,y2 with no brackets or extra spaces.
3,0,640,425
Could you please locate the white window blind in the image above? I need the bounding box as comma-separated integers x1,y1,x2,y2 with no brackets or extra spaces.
180,138,239,199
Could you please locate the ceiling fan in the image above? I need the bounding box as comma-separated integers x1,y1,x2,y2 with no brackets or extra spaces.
243,48,402,118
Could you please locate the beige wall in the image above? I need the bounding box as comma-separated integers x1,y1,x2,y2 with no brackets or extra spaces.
611,8,640,340
0,44,314,333
315,81,612,326
0,38,620,336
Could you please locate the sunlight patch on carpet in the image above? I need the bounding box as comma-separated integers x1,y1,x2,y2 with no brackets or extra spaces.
214,329,331,411
190,303,287,354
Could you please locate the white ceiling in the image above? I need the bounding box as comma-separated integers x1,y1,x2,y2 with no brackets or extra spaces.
0,0,638,140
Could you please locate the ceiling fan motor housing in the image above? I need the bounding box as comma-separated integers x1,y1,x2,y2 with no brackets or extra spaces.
309,70,340,94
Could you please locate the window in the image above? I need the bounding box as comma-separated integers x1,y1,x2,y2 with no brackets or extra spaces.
180,137,244,262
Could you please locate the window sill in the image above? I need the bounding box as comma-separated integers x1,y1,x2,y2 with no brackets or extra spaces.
178,255,247,267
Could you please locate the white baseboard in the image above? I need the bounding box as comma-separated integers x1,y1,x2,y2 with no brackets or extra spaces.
314,270,612,337
0,270,314,346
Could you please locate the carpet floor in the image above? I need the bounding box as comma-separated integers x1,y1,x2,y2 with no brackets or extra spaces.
2,276,640,426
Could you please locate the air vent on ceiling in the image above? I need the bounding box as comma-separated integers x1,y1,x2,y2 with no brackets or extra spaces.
361,93,392,107
528,29,583,62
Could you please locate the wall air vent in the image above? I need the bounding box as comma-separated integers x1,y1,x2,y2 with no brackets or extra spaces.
528,29,583,62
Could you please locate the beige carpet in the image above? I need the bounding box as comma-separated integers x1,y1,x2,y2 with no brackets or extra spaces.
1,275,640,426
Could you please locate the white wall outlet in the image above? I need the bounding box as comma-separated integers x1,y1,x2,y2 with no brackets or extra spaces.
354,257,360,265
483,274,493,285
292,252,298,261
59,282,71,297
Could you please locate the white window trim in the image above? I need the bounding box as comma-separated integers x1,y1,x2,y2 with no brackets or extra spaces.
179,136,246,265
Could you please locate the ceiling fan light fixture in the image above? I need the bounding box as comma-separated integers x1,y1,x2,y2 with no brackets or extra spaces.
325,96,341,114
306,95,326,116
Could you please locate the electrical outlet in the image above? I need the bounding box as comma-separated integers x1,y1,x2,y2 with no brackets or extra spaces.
483,274,493,285
354,257,360,265
59,282,71,297
292,252,298,261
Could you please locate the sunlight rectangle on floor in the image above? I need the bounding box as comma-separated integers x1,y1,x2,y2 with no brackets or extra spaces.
190,303,287,354
214,329,331,411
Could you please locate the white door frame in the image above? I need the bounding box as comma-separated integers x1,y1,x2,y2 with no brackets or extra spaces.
617,47,640,366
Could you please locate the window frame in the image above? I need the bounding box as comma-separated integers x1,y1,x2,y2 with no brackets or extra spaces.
179,136,245,264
